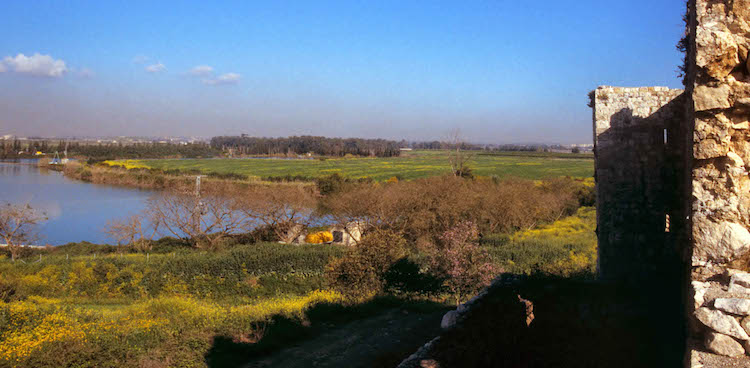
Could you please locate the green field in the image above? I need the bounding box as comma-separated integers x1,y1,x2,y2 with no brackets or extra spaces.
110,150,593,181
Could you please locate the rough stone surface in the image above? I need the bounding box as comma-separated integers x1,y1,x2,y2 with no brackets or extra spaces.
694,85,732,111
742,316,750,336
705,331,745,357
693,281,710,310
691,0,750,270
714,298,750,315
440,311,458,331
588,0,750,365
591,86,685,283
693,221,750,264
695,307,750,340
730,273,750,295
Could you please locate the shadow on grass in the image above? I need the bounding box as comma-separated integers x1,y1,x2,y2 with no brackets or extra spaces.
204,295,450,368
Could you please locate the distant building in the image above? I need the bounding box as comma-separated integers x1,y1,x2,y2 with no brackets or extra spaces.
329,222,364,246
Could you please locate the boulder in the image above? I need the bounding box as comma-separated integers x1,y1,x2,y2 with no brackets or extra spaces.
440,310,458,330
695,307,750,340
715,298,750,315
694,85,732,111
705,331,745,357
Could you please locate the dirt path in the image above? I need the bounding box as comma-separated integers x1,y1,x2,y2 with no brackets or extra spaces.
243,309,445,368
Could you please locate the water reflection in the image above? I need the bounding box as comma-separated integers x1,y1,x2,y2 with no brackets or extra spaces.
0,161,154,245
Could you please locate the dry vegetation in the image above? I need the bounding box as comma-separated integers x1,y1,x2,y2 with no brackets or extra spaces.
0,170,597,367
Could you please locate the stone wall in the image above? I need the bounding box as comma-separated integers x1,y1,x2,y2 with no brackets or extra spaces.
686,0,750,365
398,1,750,366
689,0,750,271
591,86,686,283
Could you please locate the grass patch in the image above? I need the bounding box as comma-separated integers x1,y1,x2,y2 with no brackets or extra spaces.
483,206,597,277
106,150,593,182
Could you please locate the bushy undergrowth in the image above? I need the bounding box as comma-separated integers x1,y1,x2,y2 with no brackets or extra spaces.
0,242,349,368
0,290,342,368
0,243,345,302
0,206,599,367
484,206,597,277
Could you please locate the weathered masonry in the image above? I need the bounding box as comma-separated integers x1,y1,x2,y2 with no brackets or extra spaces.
592,0,750,365
592,86,687,283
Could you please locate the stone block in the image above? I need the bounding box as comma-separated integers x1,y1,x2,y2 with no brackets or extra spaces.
695,307,749,340
715,298,750,316
694,85,732,111
705,331,745,357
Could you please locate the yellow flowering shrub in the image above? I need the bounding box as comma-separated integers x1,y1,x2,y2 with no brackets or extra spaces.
102,160,147,170
0,290,343,367
487,207,597,277
305,231,333,244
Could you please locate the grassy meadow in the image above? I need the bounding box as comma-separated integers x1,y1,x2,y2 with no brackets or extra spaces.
105,150,593,182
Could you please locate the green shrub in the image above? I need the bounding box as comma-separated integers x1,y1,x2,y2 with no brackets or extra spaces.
325,230,407,298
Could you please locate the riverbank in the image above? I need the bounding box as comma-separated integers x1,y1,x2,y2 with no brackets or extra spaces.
60,161,312,193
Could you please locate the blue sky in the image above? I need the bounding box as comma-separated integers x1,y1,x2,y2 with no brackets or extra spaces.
0,1,686,144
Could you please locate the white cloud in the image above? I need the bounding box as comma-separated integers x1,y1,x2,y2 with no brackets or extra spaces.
145,62,166,73
0,63,5,73
2,53,68,77
189,65,213,76
132,55,150,64
203,72,241,85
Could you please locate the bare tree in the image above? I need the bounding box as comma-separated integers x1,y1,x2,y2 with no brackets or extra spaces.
147,189,247,250
233,185,317,242
0,203,47,261
104,215,157,252
446,128,474,178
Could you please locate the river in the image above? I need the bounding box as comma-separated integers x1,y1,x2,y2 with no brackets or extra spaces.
0,161,154,245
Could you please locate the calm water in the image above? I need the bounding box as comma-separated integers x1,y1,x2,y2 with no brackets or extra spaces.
0,161,154,245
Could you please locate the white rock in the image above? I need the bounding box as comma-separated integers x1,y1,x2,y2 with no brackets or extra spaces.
693,281,710,309
695,307,750,340
727,152,746,168
724,224,750,253
705,331,745,357
695,221,750,263
440,310,458,330
715,298,750,315
730,272,750,294
689,350,703,368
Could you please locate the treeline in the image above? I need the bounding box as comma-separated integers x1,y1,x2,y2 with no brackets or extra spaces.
210,135,402,157
65,142,218,160
0,140,219,160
